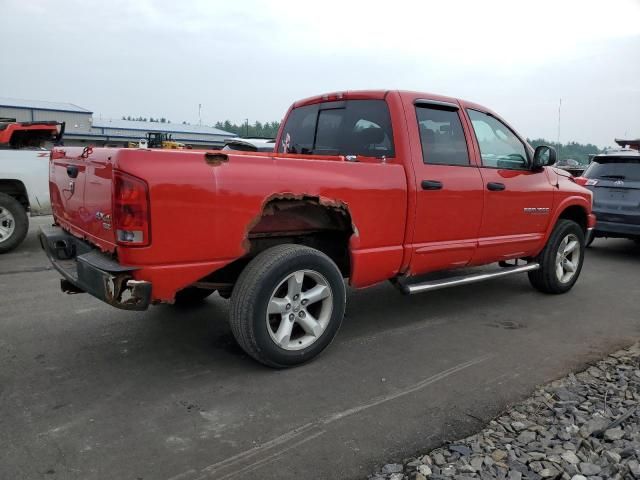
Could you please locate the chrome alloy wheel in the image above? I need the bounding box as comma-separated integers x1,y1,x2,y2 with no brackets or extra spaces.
556,233,580,283
266,269,333,351
0,206,15,244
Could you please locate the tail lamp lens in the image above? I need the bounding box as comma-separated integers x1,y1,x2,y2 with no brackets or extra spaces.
113,171,150,246
574,177,598,187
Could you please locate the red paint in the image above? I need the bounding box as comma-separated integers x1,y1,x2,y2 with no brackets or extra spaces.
49,91,593,302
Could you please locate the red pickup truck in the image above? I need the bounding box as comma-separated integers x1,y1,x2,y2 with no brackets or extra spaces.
40,90,594,367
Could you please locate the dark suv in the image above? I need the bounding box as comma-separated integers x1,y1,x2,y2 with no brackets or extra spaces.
578,150,640,245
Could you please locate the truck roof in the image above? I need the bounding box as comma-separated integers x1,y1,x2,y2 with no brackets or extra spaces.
291,90,498,121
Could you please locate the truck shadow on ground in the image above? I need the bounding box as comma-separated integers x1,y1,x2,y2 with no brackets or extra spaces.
586,238,640,261
43,239,639,374
136,275,536,367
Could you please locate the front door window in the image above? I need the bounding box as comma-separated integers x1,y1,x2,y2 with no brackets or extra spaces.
467,109,528,170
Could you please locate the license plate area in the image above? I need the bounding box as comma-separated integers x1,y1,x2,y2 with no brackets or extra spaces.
607,189,628,201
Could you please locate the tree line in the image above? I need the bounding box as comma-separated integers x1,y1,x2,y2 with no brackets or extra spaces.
120,116,281,138
213,120,281,138
527,138,602,165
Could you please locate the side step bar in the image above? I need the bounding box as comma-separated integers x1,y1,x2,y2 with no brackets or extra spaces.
396,263,540,295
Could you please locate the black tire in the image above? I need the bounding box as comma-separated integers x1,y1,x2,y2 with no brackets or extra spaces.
585,232,595,247
0,193,28,254
528,219,585,294
173,287,215,305
230,244,346,368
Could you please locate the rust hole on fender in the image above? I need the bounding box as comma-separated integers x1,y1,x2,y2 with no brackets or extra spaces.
204,152,229,166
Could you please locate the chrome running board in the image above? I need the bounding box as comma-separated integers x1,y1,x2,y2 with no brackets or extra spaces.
397,263,540,295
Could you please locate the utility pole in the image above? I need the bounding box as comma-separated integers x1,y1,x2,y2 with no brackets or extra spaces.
198,104,202,126
245,118,249,137
557,98,562,159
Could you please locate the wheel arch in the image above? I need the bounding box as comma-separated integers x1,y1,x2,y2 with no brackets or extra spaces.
247,195,355,275
557,204,589,232
0,179,29,209
196,195,356,292
536,197,591,255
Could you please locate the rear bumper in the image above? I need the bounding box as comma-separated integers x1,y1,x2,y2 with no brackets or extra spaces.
592,220,640,238
39,225,151,310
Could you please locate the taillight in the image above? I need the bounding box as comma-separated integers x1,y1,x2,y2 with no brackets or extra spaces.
575,177,598,187
574,177,590,186
113,171,150,246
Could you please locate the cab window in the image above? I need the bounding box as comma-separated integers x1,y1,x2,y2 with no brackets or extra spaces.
467,109,528,169
416,106,470,166
278,100,394,158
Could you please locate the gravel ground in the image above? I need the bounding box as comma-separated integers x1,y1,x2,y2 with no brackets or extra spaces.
371,343,640,480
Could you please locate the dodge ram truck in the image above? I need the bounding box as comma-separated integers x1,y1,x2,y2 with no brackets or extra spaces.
40,90,594,367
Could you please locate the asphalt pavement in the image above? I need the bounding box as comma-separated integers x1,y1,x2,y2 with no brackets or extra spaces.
1,217,639,480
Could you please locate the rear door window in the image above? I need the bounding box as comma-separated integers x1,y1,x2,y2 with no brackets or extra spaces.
278,100,394,158
416,106,470,166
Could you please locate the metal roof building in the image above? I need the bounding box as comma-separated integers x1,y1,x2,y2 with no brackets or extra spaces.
0,97,236,149
0,97,93,134
89,118,237,147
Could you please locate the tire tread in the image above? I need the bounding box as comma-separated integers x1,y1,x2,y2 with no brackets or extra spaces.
528,219,584,294
0,192,28,254
230,244,344,368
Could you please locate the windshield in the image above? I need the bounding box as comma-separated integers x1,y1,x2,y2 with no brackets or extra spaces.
584,157,640,181
278,99,394,158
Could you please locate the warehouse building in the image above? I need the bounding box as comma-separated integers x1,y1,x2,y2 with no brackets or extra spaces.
88,118,237,148
0,97,93,134
0,97,236,149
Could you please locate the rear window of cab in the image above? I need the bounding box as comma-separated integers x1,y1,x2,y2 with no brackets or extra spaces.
278,99,395,158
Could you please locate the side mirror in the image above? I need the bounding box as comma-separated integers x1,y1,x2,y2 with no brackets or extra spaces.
532,145,557,170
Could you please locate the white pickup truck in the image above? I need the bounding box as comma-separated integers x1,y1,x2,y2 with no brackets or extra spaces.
0,121,63,253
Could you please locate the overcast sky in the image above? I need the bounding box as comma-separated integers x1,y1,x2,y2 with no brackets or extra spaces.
1,0,639,147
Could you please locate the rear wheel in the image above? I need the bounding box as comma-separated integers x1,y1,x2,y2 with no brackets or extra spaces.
0,193,28,254
230,244,345,368
528,219,585,294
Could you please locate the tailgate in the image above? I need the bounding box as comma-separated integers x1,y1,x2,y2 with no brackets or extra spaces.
591,181,640,224
50,147,117,251
585,156,640,225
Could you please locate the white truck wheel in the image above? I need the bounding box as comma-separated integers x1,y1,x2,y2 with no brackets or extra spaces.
0,192,29,254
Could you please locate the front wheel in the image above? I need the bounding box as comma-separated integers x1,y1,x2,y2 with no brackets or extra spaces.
585,231,595,247
528,219,585,294
230,244,346,368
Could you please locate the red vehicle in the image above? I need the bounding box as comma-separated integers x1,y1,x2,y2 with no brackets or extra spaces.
40,90,594,367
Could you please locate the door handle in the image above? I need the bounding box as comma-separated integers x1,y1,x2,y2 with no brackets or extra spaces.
66,165,79,178
421,180,443,190
487,182,505,191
